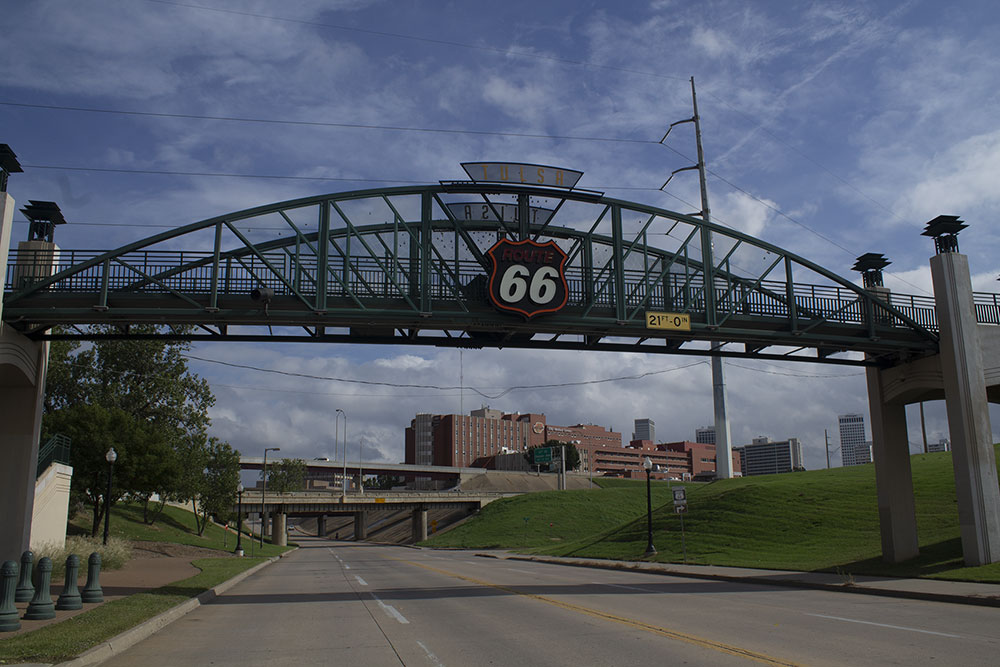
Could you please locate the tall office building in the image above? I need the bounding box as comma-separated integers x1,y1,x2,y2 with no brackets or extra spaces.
632,418,655,443
928,438,951,453
695,426,715,444
839,414,871,466
735,436,804,476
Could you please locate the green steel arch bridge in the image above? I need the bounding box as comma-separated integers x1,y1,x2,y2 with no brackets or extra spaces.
4,177,999,365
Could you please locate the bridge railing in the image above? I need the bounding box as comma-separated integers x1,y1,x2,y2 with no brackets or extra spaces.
5,249,994,330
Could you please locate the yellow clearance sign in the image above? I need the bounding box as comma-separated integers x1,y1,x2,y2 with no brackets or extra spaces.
645,311,691,331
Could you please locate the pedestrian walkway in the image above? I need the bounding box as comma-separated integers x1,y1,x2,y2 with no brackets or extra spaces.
493,552,1000,607
5,542,223,637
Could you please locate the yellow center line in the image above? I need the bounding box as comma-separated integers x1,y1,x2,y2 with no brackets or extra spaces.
392,557,801,667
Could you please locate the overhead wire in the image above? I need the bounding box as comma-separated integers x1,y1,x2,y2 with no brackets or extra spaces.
6,3,931,296
181,353,709,400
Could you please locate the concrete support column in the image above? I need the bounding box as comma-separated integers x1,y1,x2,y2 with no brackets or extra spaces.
0,329,49,565
353,512,367,541
866,365,919,563
317,515,326,538
0,194,55,564
412,508,428,543
931,252,1000,566
271,512,287,547
261,511,270,537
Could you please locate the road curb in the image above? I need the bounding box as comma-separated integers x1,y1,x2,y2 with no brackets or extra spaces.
55,550,295,667
501,554,1000,609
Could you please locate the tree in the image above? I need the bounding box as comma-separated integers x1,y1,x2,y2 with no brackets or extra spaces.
190,438,241,535
44,403,150,536
546,440,581,471
523,441,580,472
266,458,307,493
42,325,216,527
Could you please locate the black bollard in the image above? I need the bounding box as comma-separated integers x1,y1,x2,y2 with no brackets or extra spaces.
55,554,83,611
23,556,56,620
81,552,103,603
14,550,33,603
0,561,21,632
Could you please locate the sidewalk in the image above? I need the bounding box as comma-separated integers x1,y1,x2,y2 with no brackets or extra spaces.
5,542,227,637
489,552,1000,607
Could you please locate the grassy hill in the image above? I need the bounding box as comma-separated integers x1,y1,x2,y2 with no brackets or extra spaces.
422,447,1000,583
69,502,290,559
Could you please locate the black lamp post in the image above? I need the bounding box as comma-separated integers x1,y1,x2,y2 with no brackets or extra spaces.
103,448,117,546
643,456,656,556
234,482,244,557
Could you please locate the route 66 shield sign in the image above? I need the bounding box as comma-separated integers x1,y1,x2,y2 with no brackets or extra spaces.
486,238,568,319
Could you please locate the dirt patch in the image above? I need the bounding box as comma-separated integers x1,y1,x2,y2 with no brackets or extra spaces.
131,540,231,559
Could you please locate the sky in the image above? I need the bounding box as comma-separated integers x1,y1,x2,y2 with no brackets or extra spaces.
3,0,1000,471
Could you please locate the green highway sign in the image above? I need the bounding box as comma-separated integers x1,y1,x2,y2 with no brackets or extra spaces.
534,447,553,464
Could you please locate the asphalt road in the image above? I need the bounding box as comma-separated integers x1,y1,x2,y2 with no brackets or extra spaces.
100,537,1000,666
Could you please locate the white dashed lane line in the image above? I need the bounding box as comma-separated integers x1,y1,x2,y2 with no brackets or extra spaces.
806,613,962,638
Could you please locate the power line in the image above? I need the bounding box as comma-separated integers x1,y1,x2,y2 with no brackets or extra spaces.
183,353,707,400
2,101,656,145
15,163,659,192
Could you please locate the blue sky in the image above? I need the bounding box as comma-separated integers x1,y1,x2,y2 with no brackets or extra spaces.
3,0,1000,469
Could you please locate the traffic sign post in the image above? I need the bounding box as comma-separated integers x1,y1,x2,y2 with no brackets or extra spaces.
673,487,688,562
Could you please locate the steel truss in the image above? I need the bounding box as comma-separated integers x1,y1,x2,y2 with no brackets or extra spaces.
2,181,964,366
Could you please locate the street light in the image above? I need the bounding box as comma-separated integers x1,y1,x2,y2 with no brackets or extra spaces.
234,482,244,557
359,437,364,495
261,447,280,547
103,448,117,546
643,456,656,556
336,409,347,495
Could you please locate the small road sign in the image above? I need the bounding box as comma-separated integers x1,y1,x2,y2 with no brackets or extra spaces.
533,447,553,464
672,488,687,505
645,311,691,331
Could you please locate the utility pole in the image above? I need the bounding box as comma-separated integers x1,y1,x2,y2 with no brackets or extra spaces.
825,429,830,469
691,76,733,479
920,402,929,454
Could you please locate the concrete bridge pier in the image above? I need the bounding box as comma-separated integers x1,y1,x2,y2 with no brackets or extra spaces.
866,365,919,563
931,250,1000,566
411,508,428,543
261,510,270,537
271,512,287,546
353,512,367,540
317,515,326,537
0,193,54,564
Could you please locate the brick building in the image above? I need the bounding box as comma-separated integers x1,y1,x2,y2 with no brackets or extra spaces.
404,408,622,471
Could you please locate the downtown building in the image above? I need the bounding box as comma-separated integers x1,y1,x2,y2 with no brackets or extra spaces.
632,418,655,443
404,407,621,473
928,438,951,453
733,436,804,476
839,414,872,466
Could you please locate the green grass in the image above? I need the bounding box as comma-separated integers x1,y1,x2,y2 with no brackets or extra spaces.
422,446,1000,583
0,557,267,665
70,502,290,559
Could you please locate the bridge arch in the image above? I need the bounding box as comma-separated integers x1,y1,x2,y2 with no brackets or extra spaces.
3,181,941,365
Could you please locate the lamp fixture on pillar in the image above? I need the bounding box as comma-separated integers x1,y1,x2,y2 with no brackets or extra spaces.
643,456,656,556
19,200,67,243
0,144,23,192
234,482,244,557
921,215,967,254
103,448,117,546
852,253,891,290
